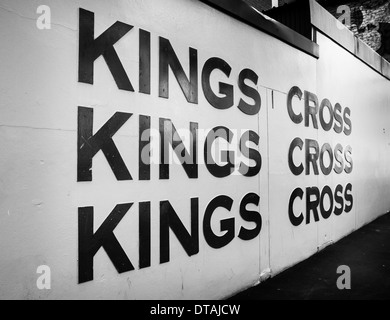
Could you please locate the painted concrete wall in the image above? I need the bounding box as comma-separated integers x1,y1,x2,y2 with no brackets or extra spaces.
0,0,389,299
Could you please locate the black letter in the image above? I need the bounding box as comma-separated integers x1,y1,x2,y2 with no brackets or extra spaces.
139,202,151,269
139,29,151,94
159,118,198,179
160,199,199,264
159,37,198,104
287,86,303,124
203,196,235,249
202,57,234,110
343,107,352,136
304,91,319,129
289,188,304,226
333,144,344,174
237,69,261,115
320,186,334,219
319,99,334,131
139,115,151,181
78,203,134,284
344,145,353,174
239,131,261,177
333,103,343,134
78,8,134,91
320,143,333,176
344,183,353,213
204,127,234,178
78,107,132,182
288,138,304,176
334,184,344,216
306,187,320,224
305,139,319,175
238,193,262,241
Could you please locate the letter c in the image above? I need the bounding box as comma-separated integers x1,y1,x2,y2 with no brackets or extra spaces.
287,86,303,124
289,188,304,226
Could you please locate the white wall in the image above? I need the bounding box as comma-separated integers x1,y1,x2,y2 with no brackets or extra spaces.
0,0,389,300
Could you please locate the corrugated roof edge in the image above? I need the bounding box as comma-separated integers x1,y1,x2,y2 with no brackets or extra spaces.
309,0,390,80
199,0,320,59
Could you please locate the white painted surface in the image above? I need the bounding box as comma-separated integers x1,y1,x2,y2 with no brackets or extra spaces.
0,0,389,300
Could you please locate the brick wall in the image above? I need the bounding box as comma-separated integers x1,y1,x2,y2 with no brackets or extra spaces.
241,0,389,61
319,0,390,61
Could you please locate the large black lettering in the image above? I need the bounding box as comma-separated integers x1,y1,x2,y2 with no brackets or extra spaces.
139,202,151,269
343,107,352,136
305,139,319,175
334,184,344,216
78,203,134,284
320,143,333,176
139,29,151,94
287,86,303,124
289,188,304,226
77,107,132,182
238,193,262,241
139,115,151,181
202,57,234,110
160,199,199,264
319,99,334,131
159,118,198,180
304,91,319,129
333,144,344,174
333,103,343,134
238,131,261,177
204,127,235,178
78,8,134,91
344,183,353,213
288,138,304,176
320,186,334,219
203,196,235,249
159,37,198,104
306,187,320,224
344,145,353,174
237,69,261,116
